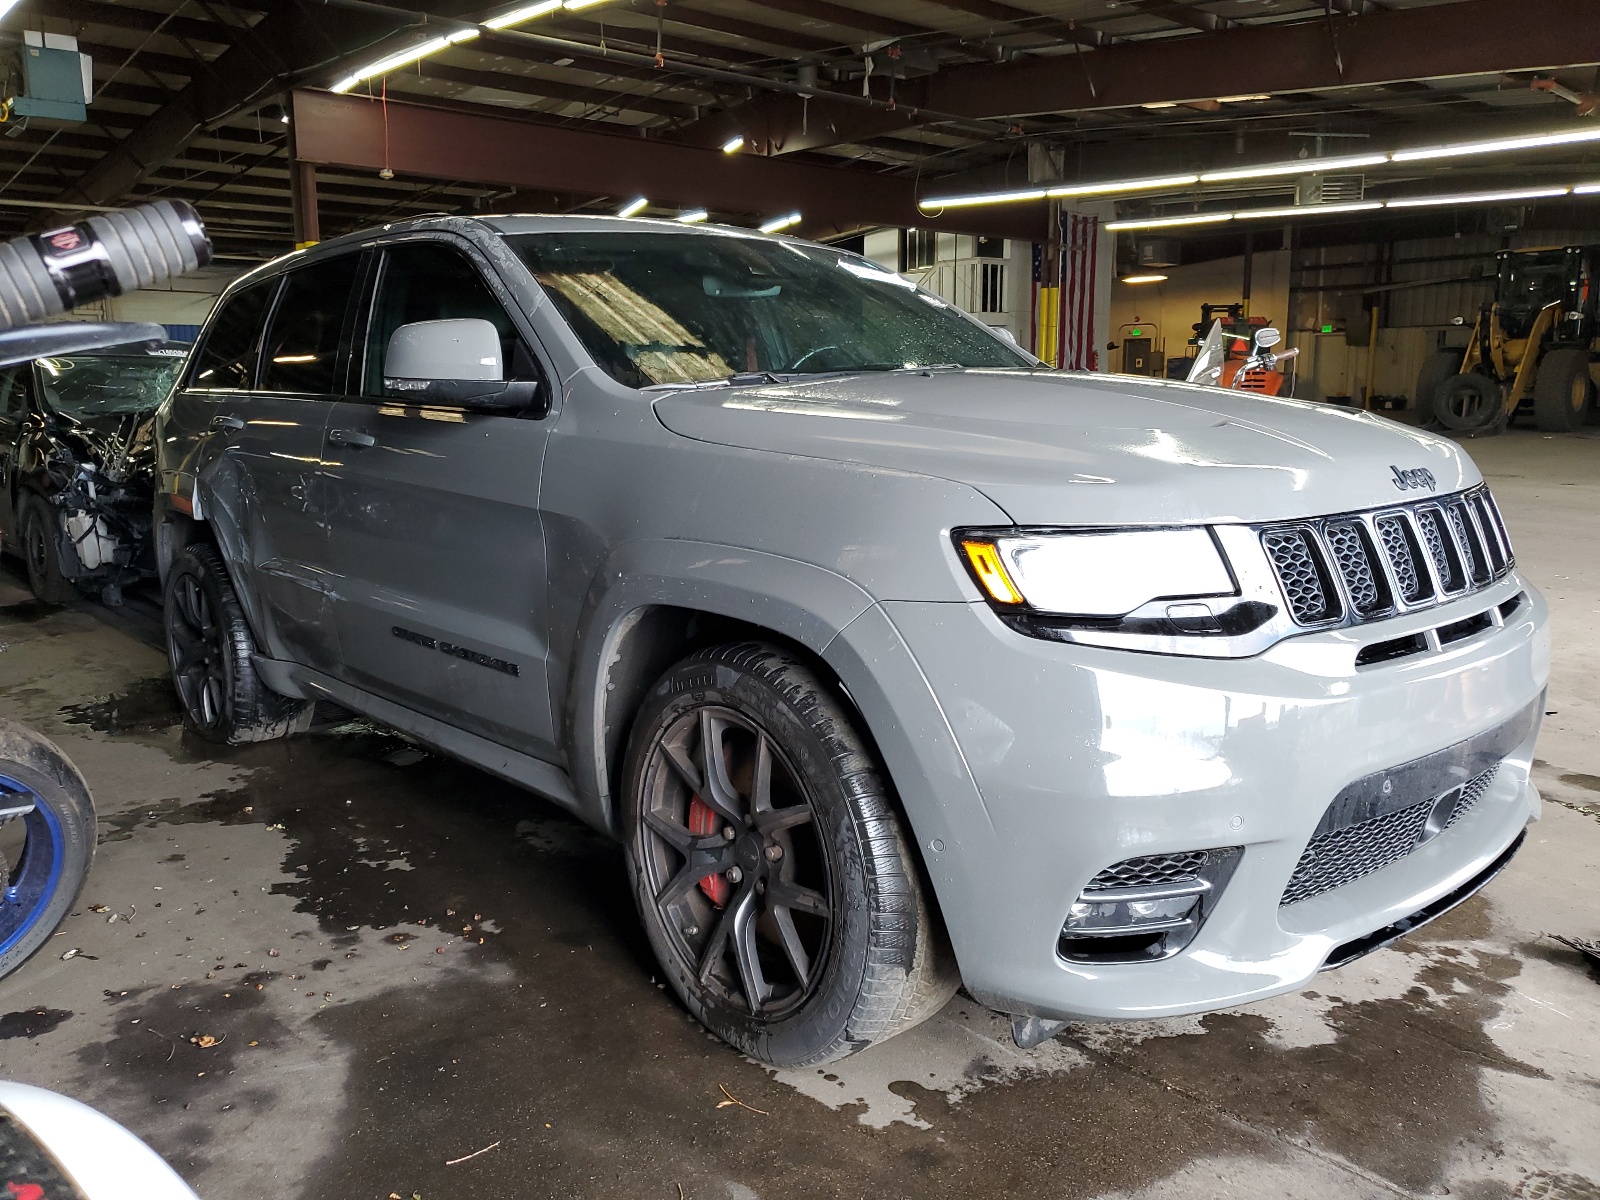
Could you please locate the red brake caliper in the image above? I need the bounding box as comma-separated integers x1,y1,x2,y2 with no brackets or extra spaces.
687,796,730,906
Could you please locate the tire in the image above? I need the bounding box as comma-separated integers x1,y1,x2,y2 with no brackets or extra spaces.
1532,347,1594,433
17,494,71,606
1413,348,1463,426
1433,371,1502,432
162,543,313,745
622,642,957,1067
0,720,94,978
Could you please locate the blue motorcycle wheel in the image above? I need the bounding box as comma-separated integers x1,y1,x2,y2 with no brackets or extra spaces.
0,721,94,978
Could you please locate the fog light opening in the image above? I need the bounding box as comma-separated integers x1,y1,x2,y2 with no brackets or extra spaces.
1058,846,1243,964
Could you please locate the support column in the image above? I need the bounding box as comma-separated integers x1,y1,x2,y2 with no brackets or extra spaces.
290,159,320,249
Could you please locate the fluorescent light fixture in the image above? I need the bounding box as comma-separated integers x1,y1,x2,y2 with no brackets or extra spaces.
721,135,746,155
919,187,1048,210
1104,213,1233,231
330,27,479,93
1121,274,1168,284
1384,186,1571,208
759,212,802,234
1232,201,1383,220
564,0,611,9
484,0,562,28
617,196,648,218
1575,181,1600,195
1392,127,1600,162
1141,101,1179,109
677,208,709,223
1216,93,1272,103
1048,173,1199,198
1200,153,1388,183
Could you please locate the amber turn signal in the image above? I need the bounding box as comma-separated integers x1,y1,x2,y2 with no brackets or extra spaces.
959,539,1025,606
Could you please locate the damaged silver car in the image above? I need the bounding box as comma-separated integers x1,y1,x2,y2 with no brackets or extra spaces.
0,340,188,604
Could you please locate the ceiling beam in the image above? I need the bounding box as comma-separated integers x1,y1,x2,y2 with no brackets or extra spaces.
290,89,1046,241
914,0,1600,118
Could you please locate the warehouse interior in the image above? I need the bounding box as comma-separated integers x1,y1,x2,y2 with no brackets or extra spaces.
1,1,1599,1198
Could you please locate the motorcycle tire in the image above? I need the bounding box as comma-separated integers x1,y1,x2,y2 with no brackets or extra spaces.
0,720,95,979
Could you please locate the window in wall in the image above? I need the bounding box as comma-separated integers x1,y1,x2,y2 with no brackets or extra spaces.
903,228,937,271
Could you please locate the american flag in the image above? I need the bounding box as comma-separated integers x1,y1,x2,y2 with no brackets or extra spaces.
1032,211,1099,370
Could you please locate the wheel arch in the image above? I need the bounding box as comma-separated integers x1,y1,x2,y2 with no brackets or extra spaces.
564,539,878,835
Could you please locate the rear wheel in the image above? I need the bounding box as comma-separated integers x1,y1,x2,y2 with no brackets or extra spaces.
1433,371,1502,433
0,720,94,979
1413,348,1463,426
18,495,71,606
623,643,956,1066
1533,347,1594,432
163,543,312,744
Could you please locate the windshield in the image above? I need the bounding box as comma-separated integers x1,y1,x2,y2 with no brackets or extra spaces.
36,354,185,417
508,230,1032,388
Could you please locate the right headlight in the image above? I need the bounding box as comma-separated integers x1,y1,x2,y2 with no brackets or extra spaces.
955,526,1284,657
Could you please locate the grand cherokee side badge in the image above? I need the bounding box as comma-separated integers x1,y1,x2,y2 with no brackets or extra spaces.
1390,465,1437,492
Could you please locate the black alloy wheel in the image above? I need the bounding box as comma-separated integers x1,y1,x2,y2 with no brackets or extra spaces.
166,565,227,732
638,705,834,1021
624,643,957,1067
162,544,313,744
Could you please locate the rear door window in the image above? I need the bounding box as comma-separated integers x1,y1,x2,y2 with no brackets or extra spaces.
261,254,364,395
188,279,277,391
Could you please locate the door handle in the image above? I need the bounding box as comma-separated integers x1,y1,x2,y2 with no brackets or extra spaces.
210,414,245,430
329,428,375,448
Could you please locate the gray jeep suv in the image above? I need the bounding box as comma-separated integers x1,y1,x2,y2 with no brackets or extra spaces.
156,215,1549,1066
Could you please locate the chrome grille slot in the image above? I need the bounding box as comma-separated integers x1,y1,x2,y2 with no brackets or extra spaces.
1447,500,1490,585
1470,494,1506,573
1415,506,1465,592
1375,514,1430,603
1261,527,1339,625
1324,521,1390,617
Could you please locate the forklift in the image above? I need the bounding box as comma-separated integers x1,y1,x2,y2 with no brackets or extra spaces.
1420,245,1600,433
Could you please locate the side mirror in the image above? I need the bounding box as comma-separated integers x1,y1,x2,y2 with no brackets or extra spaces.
1254,327,1281,350
383,318,545,415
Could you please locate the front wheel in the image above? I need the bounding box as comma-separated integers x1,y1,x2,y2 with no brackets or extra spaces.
622,643,956,1067
0,720,94,979
163,543,312,745
1533,347,1594,432
18,494,71,606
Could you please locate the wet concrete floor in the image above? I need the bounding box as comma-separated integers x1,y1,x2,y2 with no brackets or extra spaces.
0,428,1597,1200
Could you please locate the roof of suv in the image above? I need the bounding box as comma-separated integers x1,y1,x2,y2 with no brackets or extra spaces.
223,214,789,295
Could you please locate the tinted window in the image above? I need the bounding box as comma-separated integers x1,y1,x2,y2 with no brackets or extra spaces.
507,230,1030,389
189,279,276,391
364,242,535,399
261,255,362,394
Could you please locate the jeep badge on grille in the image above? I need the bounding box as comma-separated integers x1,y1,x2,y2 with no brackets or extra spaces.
1390,465,1437,492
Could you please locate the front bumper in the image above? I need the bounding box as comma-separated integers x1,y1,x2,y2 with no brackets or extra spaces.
831,572,1548,1022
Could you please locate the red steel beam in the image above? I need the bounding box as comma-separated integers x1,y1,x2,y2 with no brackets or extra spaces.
916,0,1600,118
290,90,1047,241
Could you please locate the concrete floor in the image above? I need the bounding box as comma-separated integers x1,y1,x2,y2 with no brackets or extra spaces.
0,428,1596,1200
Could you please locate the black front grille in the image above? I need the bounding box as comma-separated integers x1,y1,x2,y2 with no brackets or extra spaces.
1282,764,1501,906
1084,850,1208,891
1262,527,1338,624
1261,487,1511,629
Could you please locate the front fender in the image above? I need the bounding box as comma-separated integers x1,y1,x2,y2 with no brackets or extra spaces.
563,538,876,832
